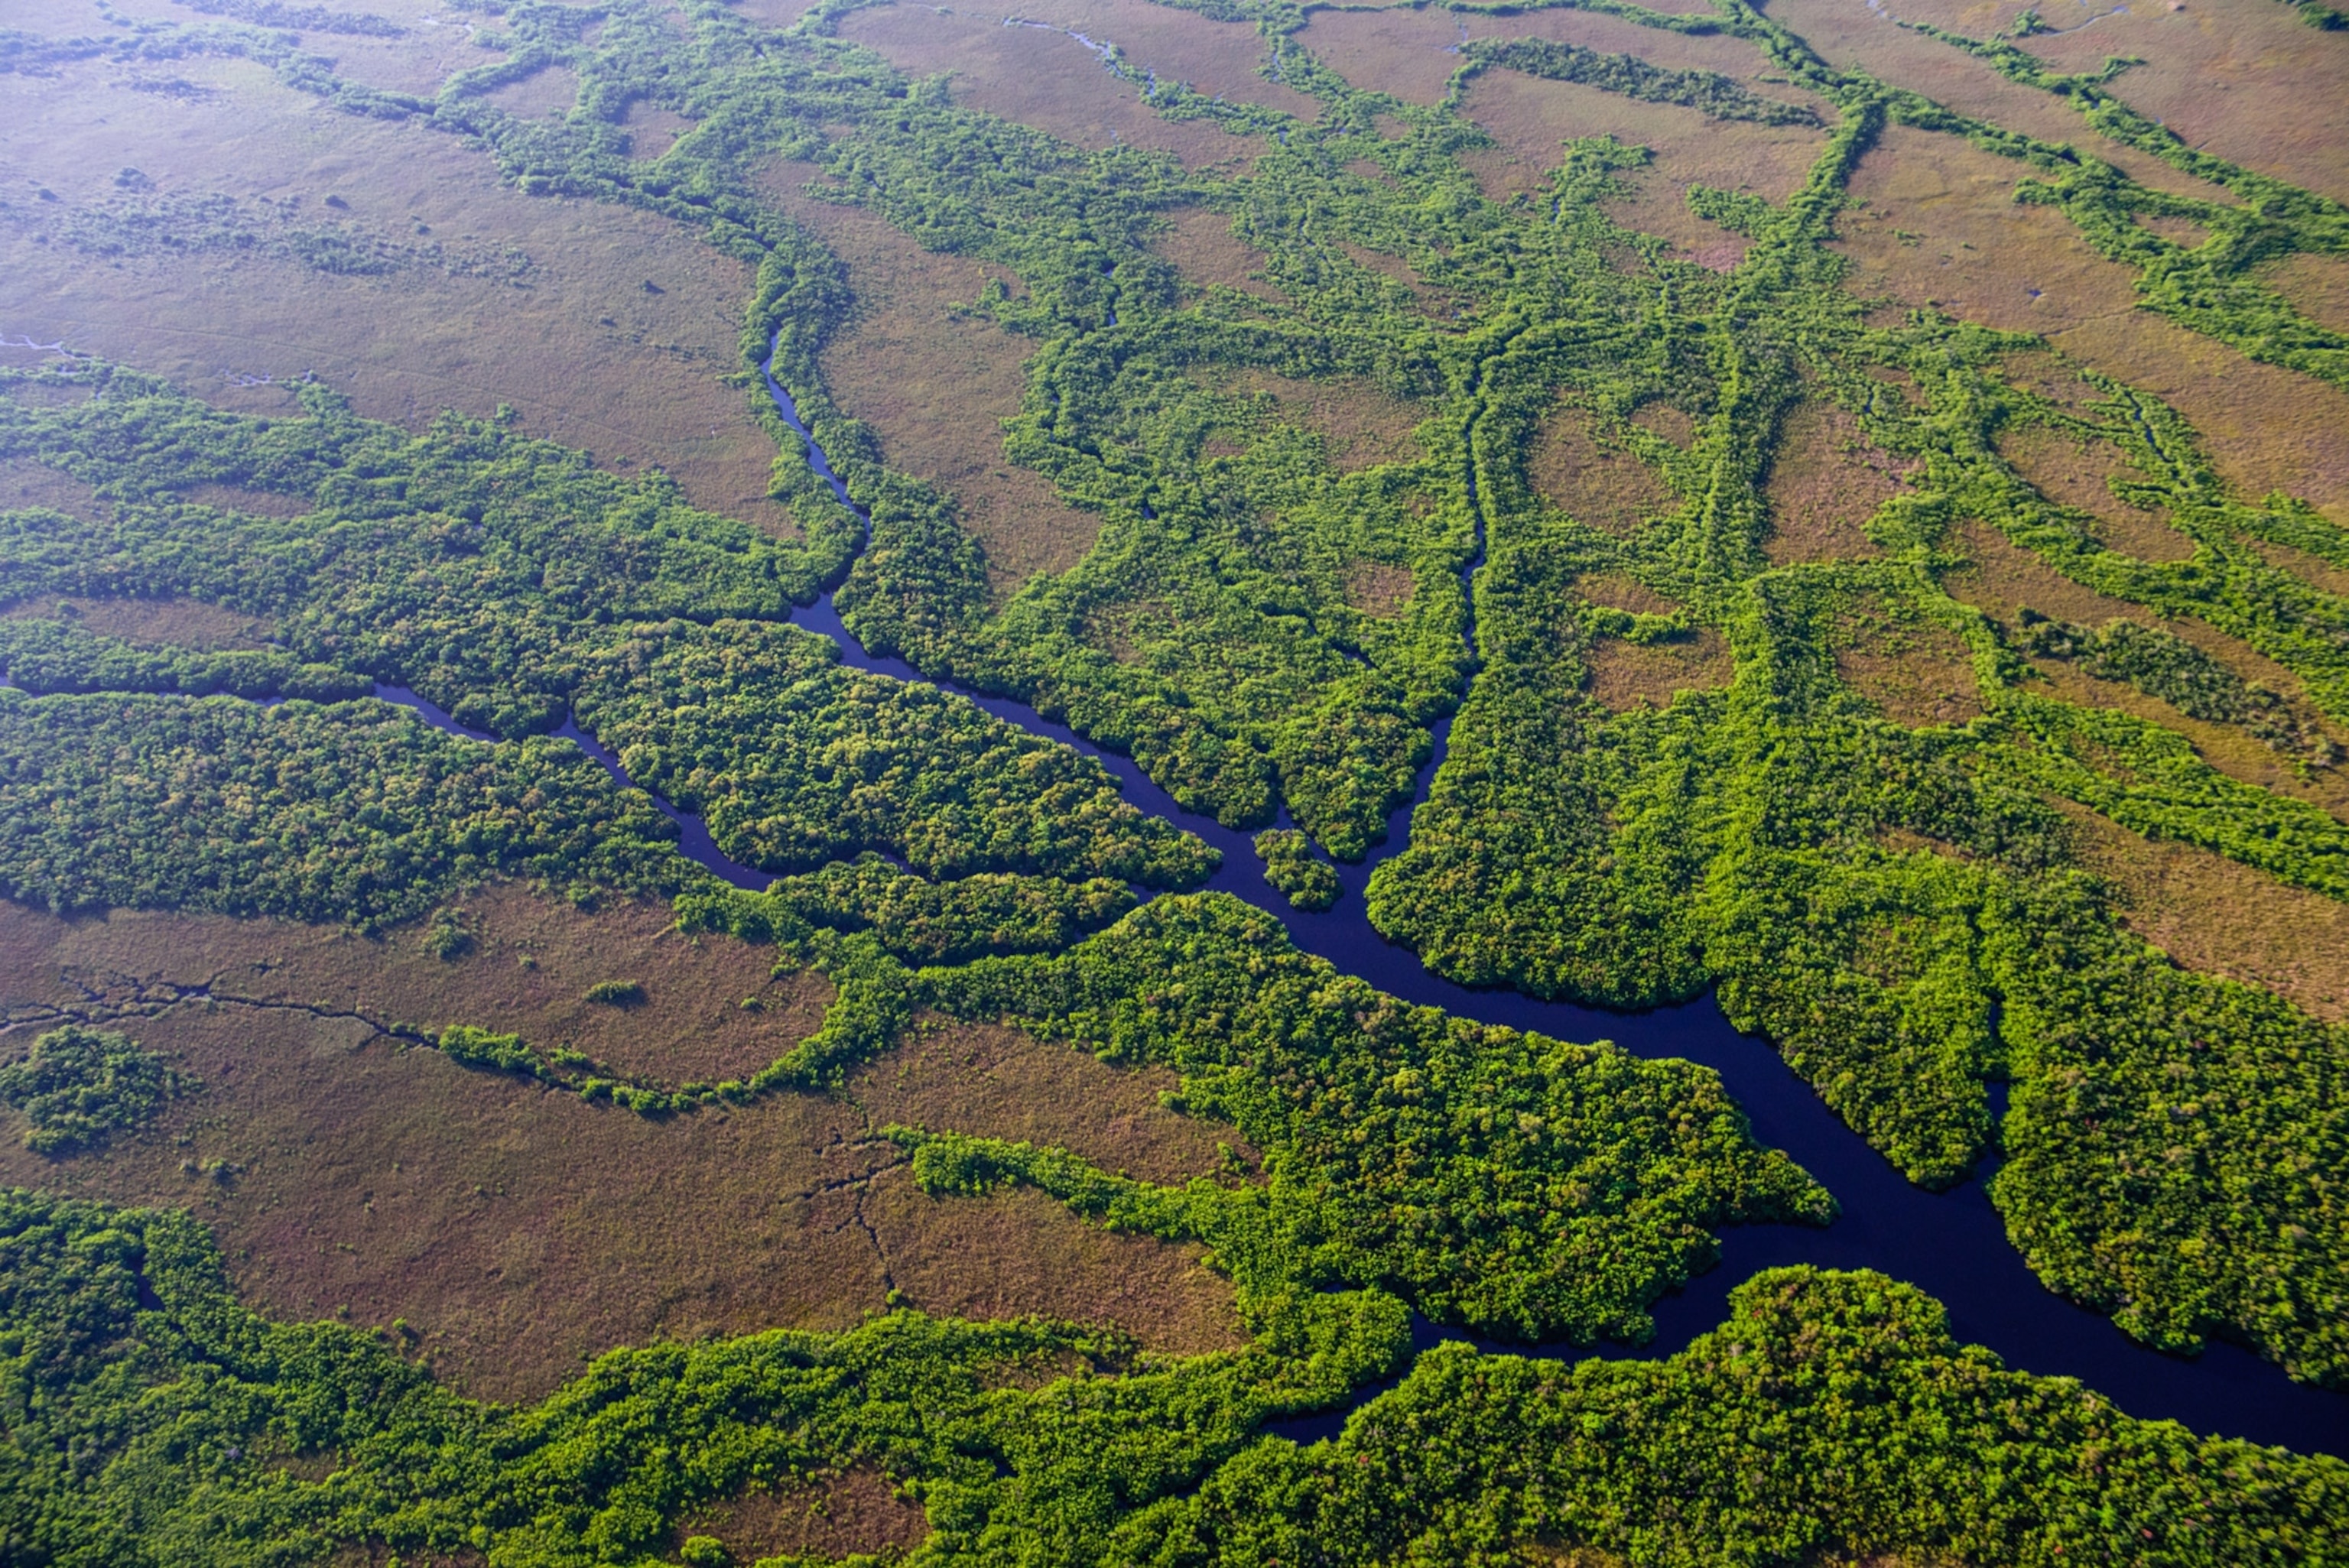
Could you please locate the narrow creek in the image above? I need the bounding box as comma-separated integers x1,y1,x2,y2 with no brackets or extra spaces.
367,359,2347,1456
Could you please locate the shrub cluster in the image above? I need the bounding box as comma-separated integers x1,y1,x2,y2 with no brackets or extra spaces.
0,1027,190,1155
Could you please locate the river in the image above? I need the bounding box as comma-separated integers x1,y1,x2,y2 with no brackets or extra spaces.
367,358,2348,1456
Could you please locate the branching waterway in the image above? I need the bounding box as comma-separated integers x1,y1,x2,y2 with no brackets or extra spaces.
360,359,2349,1456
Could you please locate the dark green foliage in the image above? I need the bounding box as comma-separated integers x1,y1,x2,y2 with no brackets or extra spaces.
1254,827,1338,910
0,1027,190,1155
0,361,845,738
919,894,1831,1343
581,979,645,1007
1155,1268,2349,1567
0,690,688,928
2,0,2344,1514
679,851,1136,965
3,1187,2341,1566
1457,37,1821,127
575,618,1217,886
2016,608,2337,761
0,615,369,703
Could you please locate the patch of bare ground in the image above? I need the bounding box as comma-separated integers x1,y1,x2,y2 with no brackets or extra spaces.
2249,535,2349,600
618,99,697,161
2022,0,2349,206
1514,1545,1630,1568
1834,602,1982,726
0,54,788,529
2022,654,2349,824
1200,367,1424,472
2052,797,2349,1021
834,2,1278,171
1763,0,2238,204
866,1166,1243,1350
975,0,1320,119
81,0,490,101
1836,128,2349,521
850,1018,1252,1187
2261,249,2349,338
0,458,105,518
1633,401,1698,446
328,1543,484,1568
0,892,1243,1398
1453,71,1823,265
1346,559,1415,618
1342,239,1460,319
761,161,1100,596
1763,399,1910,563
4,595,275,651
1531,404,1675,534
1994,424,2196,563
1154,206,1282,304
678,1469,928,1566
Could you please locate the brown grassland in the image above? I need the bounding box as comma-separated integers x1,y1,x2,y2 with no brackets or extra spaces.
2,593,275,651
1939,515,2348,717
2053,797,2349,1023
1296,4,1823,268
1762,398,1911,563
1197,365,1426,473
674,1467,930,1566
1991,423,2197,563
1529,404,1676,535
836,0,1299,171
0,891,1243,1401
1834,597,1983,728
2016,0,2349,206
1760,0,2239,203
1832,125,2349,522
2262,248,2349,339
1346,558,1416,619
1574,574,1737,713
1592,658,1721,714
1454,70,1823,266
760,159,1103,596
0,18,789,528
2022,654,2349,824
850,1016,1256,1187
1152,205,1283,304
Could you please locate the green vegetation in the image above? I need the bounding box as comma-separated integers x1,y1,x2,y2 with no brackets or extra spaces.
581,979,645,1007
0,616,369,702
2,0,2347,1550
1253,826,1338,910
2016,608,2338,761
0,362,1216,911
681,852,1136,966
573,618,1214,887
0,1027,190,1155
918,894,1829,1344
1455,35,1820,126
0,690,688,929
3,1187,2342,1566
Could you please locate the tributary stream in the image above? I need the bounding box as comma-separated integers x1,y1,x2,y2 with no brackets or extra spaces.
369,359,2349,1456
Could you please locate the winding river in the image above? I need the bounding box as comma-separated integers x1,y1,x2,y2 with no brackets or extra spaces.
369,364,2349,1456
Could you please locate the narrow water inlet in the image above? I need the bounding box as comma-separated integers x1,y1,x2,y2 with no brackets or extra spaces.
369,355,2349,1455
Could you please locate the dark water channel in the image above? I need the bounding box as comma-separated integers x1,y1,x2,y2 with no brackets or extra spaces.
369,362,2348,1456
